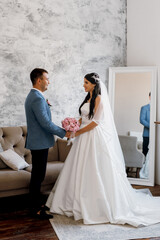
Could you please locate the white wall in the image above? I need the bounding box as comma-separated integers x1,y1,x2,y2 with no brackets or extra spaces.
127,0,160,184
127,0,160,66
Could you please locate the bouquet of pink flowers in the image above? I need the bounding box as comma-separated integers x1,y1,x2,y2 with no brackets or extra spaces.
62,117,80,133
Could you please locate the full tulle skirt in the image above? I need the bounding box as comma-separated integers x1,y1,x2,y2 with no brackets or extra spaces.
46,126,160,227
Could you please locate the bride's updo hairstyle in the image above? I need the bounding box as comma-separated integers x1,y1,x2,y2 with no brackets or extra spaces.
79,72,101,119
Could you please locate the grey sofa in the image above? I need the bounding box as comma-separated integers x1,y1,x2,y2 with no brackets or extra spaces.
0,126,72,198
118,135,145,178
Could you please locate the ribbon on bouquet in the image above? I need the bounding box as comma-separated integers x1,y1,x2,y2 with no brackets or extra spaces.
67,132,75,145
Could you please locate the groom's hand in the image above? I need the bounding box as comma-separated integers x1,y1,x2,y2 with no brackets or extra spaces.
65,131,71,138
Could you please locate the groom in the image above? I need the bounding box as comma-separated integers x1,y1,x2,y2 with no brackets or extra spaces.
140,92,151,156
25,68,70,219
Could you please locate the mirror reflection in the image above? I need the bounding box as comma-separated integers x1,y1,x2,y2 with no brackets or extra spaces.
109,66,157,186
114,72,151,179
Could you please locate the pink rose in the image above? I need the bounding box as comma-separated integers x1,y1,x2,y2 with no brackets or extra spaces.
62,117,80,133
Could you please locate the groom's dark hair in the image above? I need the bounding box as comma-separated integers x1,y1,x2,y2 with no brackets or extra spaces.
30,68,48,85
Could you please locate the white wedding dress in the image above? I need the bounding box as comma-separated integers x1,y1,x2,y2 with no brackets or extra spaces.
46,82,160,227
140,150,149,179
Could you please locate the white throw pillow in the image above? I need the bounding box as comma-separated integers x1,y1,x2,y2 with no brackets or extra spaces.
0,143,3,152
0,149,29,171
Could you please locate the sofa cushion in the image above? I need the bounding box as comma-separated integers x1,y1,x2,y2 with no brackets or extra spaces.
0,126,32,164
0,149,29,170
21,126,32,164
47,141,58,162
0,159,7,169
0,143,7,169
42,162,64,186
25,162,64,186
0,125,31,166
0,169,31,191
57,139,72,162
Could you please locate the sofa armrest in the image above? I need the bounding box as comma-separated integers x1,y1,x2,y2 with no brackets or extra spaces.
57,139,72,162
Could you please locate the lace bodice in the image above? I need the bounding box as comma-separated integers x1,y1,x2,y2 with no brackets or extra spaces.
80,103,92,127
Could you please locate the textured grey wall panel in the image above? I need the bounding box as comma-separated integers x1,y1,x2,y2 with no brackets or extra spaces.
0,0,126,127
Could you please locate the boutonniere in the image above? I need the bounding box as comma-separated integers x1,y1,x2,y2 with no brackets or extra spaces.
46,99,52,107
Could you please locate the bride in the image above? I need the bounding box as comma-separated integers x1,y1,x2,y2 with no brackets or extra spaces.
46,73,160,227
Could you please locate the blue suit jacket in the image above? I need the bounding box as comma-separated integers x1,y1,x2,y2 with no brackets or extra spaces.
25,89,66,150
140,104,150,137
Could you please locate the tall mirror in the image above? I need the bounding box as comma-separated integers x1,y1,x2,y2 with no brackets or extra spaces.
108,66,157,186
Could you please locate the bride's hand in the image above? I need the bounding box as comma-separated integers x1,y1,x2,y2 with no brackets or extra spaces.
74,131,80,137
65,131,71,138
78,118,82,126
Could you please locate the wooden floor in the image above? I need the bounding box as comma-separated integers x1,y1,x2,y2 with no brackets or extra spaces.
0,185,160,240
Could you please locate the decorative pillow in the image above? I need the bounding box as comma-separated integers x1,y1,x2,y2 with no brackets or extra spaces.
0,143,3,152
0,149,29,171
